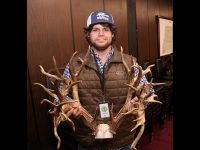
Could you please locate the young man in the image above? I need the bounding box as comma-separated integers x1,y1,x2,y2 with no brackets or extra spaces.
60,10,152,150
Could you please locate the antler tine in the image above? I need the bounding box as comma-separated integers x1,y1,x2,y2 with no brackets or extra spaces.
53,56,65,79
132,56,137,66
41,99,56,106
120,46,130,74
112,48,141,130
78,45,91,63
39,65,62,81
36,54,89,149
142,64,155,77
70,46,90,102
60,112,76,131
133,65,143,87
68,46,94,128
151,82,166,86
41,100,69,116
53,117,62,149
75,46,90,77
130,98,146,150
68,46,90,78
34,83,59,100
131,124,145,150
53,56,73,89
121,46,140,86
66,80,82,91
148,78,166,87
125,83,139,92
144,94,162,104
131,110,145,122
69,51,78,67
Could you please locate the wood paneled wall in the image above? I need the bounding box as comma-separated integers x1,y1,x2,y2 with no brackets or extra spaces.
27,0,172,149
27,0,129,149
136,0,173,63
28,0,75,148
71,0,104,52
104,0,128,51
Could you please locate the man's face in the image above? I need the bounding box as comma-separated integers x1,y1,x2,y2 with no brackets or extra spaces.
89,24,113,51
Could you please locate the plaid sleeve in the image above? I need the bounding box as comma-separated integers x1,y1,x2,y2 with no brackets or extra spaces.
63,64,71,79
134,66,154,108
134,66,154,94
53,64,72,104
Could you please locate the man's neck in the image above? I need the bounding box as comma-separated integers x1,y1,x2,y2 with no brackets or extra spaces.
92,46,112,65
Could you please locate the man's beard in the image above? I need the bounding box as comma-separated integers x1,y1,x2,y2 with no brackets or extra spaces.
91,41,112,51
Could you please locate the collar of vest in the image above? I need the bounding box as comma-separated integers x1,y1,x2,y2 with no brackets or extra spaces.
77,46,123,71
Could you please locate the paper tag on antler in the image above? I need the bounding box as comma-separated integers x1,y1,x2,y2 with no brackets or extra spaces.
99,103,110,118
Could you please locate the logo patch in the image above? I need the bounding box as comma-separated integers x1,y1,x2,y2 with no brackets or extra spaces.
96,12,110,21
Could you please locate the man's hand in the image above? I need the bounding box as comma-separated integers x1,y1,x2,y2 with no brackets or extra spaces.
62,100,82,119
128,96,139,116
69,101,82,119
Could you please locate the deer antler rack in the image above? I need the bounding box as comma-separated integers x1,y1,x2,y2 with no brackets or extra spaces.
35,46,164,150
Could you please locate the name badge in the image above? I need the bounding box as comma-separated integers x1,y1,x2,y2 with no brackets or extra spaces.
99,102,110,118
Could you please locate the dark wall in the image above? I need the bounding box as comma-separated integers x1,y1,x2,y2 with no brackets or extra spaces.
127,0,138,57
136,0,173,63
27,0,172,149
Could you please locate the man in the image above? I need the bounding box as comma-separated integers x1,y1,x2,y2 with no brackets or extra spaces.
59,10,152,150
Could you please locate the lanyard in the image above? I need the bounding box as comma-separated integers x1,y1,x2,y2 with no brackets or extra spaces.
92,50,106,102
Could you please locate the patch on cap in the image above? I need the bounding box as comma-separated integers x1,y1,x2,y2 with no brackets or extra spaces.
87,10,114,27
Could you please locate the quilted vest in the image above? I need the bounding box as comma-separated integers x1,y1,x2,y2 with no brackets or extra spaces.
69,47,137,149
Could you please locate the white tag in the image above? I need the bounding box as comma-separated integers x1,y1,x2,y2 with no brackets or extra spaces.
99,103,110,118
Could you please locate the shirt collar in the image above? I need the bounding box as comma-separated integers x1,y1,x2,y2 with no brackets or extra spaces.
90,46,114,59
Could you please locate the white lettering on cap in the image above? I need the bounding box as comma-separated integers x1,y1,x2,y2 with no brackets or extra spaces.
96,12,109,21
